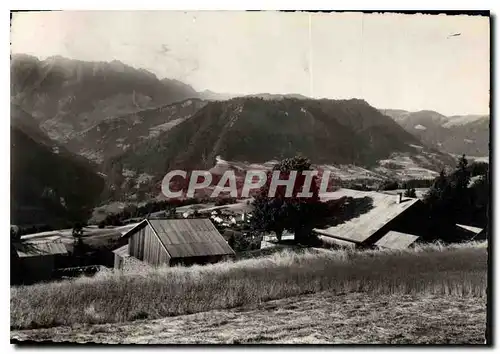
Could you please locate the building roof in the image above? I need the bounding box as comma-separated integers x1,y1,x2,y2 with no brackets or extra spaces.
117,222,143,236
112,244,130,257
375,231,420,249
313,189,421,244
456,224,483,234
124,218,235,259
317,235,357,248
14,240,68,258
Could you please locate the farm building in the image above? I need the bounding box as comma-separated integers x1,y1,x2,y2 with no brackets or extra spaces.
12,240,68,283
313,189,426,248
114,218,235,269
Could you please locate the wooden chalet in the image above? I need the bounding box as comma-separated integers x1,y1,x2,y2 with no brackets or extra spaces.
313,189,425,248
12,240,68,283
114,218,235,268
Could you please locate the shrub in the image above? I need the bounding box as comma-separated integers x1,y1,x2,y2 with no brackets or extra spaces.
378,179,399,191
404,188,417,198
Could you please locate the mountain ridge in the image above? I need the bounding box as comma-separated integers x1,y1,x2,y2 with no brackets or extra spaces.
11,104,105,226
103,97,454,200
10,55,472,206
65,98,208,164
381,109,489,156
11,54,200,143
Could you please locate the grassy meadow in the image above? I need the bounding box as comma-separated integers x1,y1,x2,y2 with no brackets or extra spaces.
11,292,486,344
11,241,487,331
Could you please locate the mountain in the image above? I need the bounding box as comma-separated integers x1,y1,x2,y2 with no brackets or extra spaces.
10,55,461,206
11,54,199,142
243,93,310,100
198,90,235,101
107,97,452,199
64,98,208,164
198,90,311,101
11,104,105,226
11,103,54,147
382,109,490,156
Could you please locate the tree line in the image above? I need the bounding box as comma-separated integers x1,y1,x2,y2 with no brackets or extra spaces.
423,155,489,233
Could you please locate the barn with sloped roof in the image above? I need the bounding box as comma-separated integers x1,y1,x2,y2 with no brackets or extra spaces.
12,240,68,283
115,218,235,268
313,188,426,248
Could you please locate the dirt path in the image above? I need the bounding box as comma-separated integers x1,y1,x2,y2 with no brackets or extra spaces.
11,292,486,344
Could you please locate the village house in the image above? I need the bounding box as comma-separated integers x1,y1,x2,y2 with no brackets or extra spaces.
12,239,69,283
312,189,426,249
113,218,235,269
257,189,430,251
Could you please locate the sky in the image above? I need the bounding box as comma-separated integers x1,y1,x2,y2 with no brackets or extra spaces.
11,11,490,116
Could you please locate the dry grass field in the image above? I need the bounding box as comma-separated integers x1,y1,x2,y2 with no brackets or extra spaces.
11,241,487,340
11,291,486,344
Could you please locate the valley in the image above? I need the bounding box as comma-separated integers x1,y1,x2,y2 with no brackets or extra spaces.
10,55,489,225
9,9,491,346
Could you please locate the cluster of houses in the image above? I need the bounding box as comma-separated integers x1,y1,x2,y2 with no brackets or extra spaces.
11,188,486,284
209,209,250,227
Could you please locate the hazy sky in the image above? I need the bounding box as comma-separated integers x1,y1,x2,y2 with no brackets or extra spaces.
11,11,489,116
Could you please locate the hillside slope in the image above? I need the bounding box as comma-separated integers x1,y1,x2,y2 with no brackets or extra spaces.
10,54,199,142
65,99,207,164
116,97,437,175
11,292,486,344
11,105,105,226
103,97,453,199
382,109,489,156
